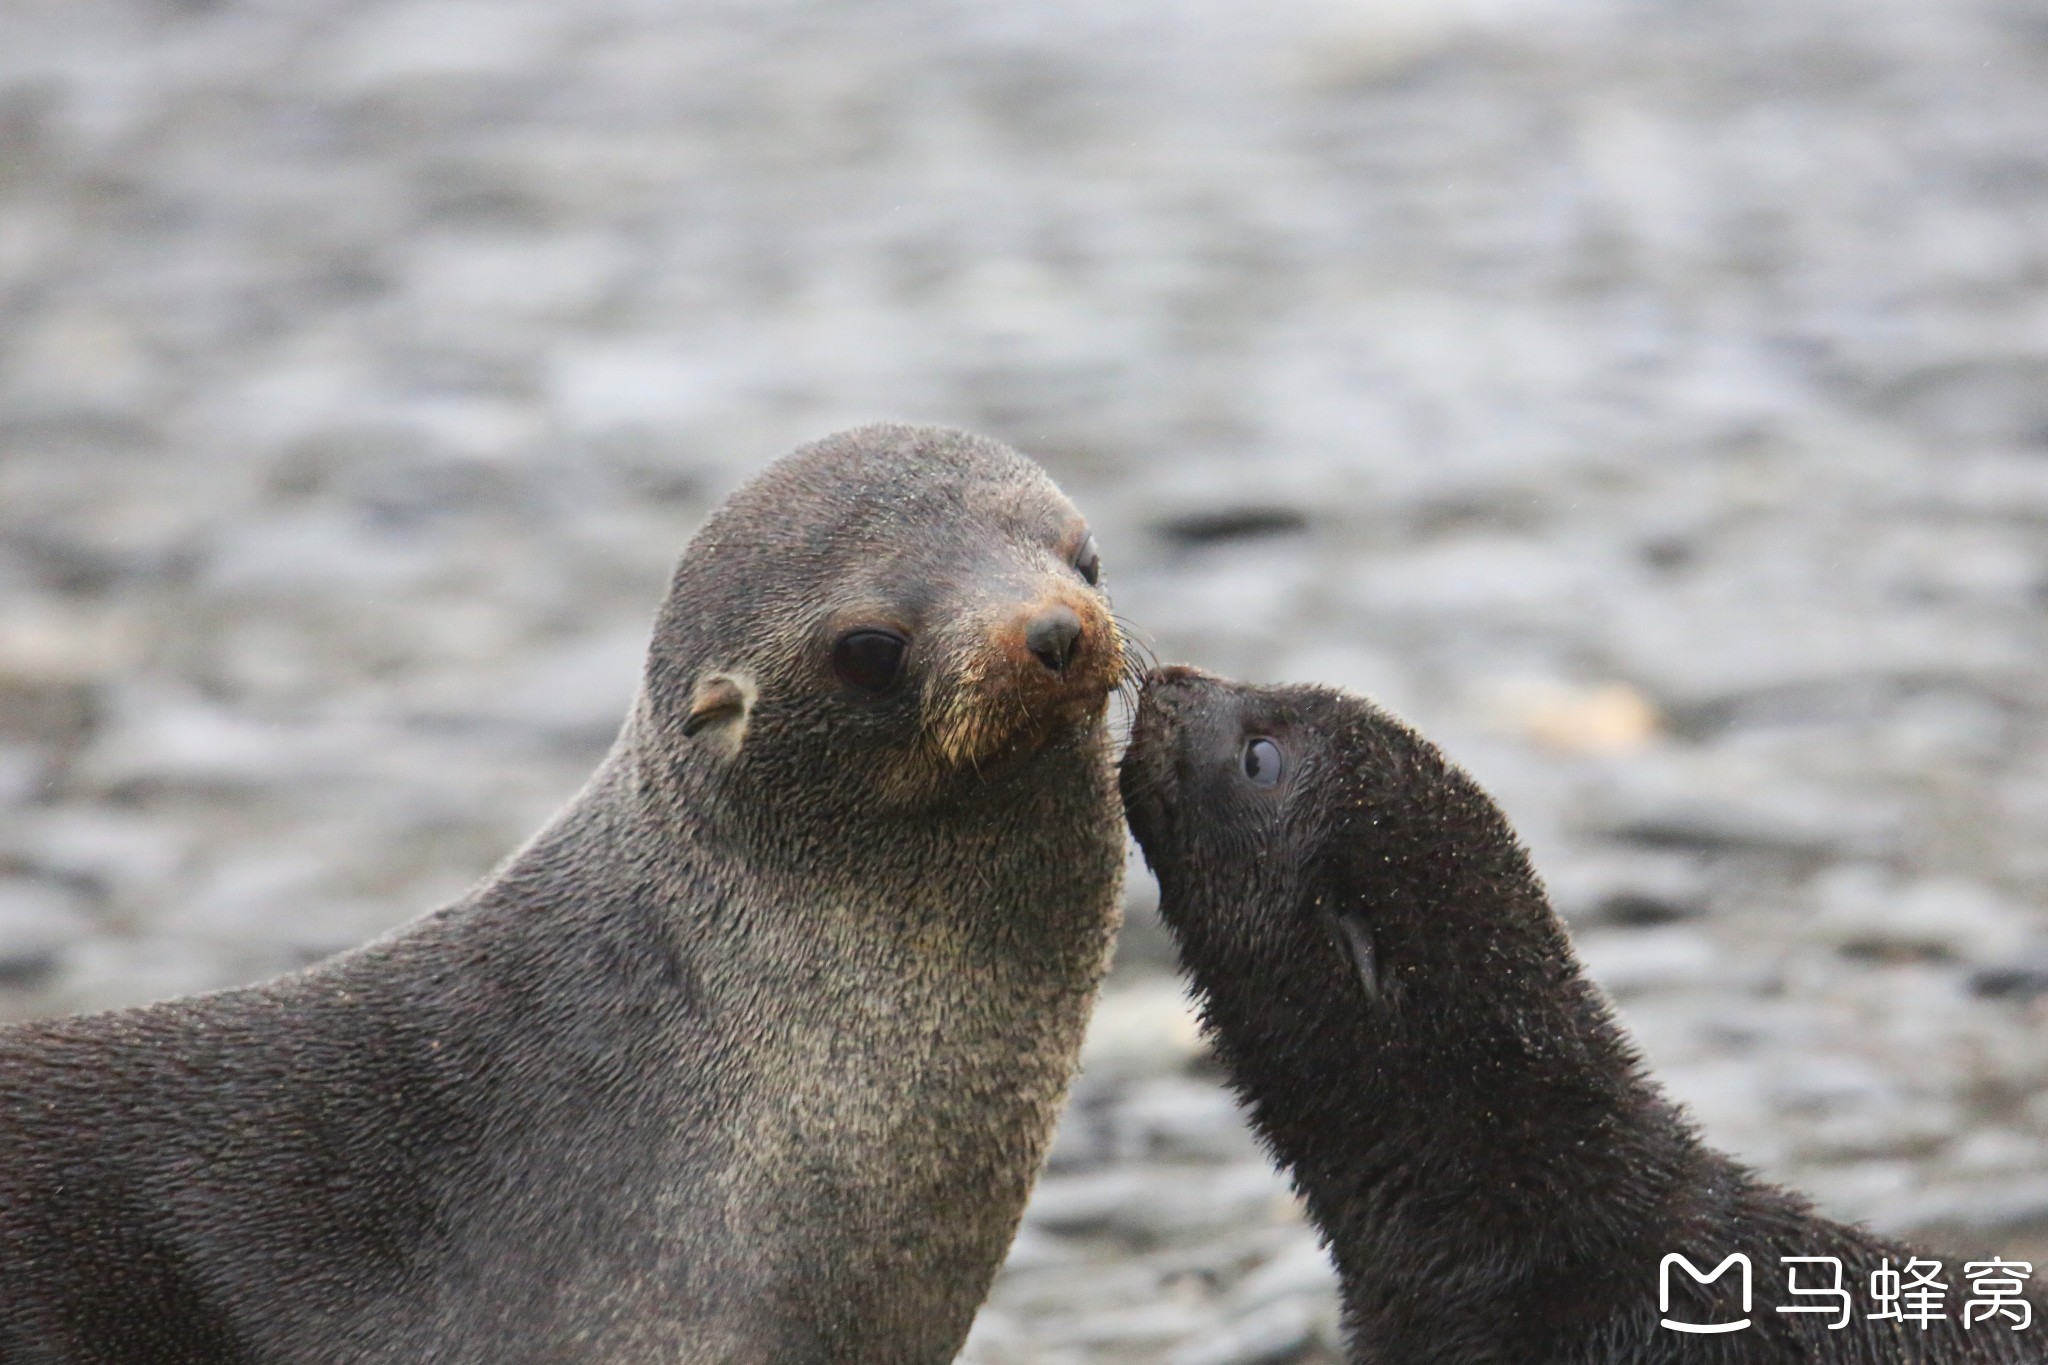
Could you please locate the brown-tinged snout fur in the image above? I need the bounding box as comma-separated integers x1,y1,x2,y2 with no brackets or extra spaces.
927,583,1123,772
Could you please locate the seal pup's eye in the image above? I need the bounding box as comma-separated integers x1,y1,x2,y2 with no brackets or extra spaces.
1242,737,1284,788
1074,534,1101,587
832,629,909,693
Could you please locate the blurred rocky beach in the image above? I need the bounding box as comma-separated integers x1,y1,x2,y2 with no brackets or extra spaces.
6,0,2048,1358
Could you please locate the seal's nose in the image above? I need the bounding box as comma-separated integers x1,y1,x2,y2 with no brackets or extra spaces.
1024,605,1083,673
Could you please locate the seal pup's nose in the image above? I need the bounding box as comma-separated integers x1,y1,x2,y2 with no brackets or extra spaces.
1024,606,1083,673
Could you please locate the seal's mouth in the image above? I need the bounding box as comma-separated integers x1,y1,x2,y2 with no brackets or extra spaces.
924,590,1126,772
1118,665,1224,853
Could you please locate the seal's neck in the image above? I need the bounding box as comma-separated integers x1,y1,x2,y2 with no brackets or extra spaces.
1198,863,1702,1355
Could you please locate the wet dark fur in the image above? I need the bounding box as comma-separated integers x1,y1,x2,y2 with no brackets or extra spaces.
0,425,1128,1364
1121,667,2042,1365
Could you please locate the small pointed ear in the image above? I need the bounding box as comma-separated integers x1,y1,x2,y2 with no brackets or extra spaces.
680,671,755,753
1322,910,1385,1007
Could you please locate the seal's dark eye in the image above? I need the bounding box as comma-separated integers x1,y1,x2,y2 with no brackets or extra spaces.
1242,737,1284,788
832,629,908,693
1074,534,1101,587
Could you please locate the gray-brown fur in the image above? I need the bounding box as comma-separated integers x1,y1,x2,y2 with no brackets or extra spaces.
1121,666,2041,1365
0,424,1128,1364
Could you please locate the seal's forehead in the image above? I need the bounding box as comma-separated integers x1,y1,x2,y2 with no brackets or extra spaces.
1170,675,1355,737
731,422,1076,540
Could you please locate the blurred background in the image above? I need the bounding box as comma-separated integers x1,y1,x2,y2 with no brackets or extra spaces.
5,0,2048,1358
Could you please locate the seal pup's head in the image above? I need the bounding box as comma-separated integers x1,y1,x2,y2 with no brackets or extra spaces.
640,423,1125,828
1120,664,1632,1108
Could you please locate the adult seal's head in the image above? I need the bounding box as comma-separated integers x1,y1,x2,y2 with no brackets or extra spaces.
640,422,1123,820
1121,667,2017,1363
0,424,1129,1365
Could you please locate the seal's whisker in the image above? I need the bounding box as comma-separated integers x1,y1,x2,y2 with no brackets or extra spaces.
1112,638,1154,713
1110,615,1162,676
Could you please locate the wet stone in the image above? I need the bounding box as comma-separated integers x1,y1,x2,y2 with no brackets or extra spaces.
1811,865,2035,965
1153,507,1311,548
1575,926,1724,997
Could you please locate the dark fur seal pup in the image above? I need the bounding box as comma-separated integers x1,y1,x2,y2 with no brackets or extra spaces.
1121,666,2040,1365
0,424,1128,1365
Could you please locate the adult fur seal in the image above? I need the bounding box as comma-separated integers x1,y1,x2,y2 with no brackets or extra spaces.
1121,666,2039,1365
0,424,1128,1364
